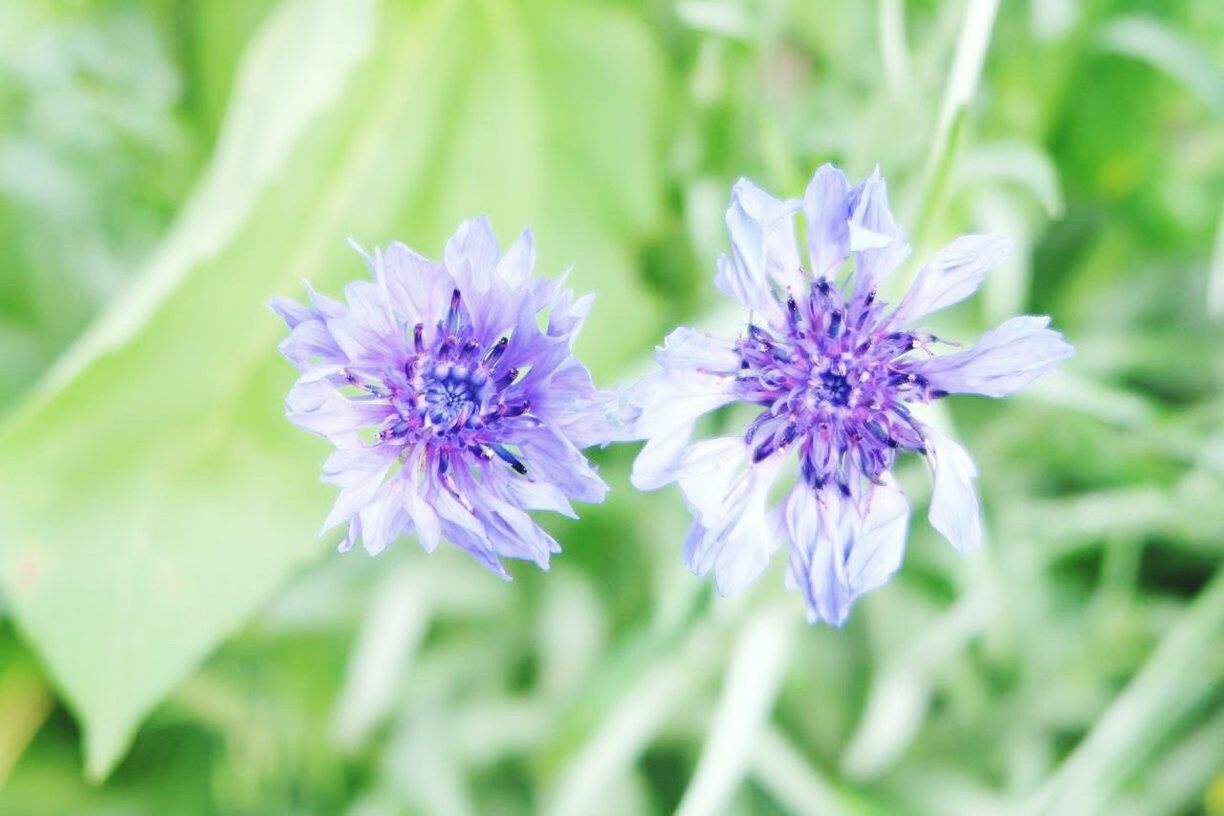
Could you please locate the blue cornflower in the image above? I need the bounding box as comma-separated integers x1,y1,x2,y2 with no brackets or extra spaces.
272,218,624,577
630,165,1073,625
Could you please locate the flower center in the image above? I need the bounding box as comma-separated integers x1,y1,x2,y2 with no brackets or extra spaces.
735,278,940,493
817,370,852,407
342,288,533,476
423,363,489,429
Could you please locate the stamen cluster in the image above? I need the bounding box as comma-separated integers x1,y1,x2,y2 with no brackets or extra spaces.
358,288,531,476
736,279,939,495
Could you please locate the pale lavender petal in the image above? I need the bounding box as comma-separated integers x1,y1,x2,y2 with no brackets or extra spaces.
403,451,442,553
358,476,411,556
500,475,577,519
785,477,909,626
445,215,500,295
682,454,784,596
843,475,910,596
654,327,740,374
849,168,909,299
673,437,749,525
432,487,510,579
532,359,637,449
508,424,608,504
326,280,407,368
890,235,1012,324
498,305,573,385
716,178,803,323
714,254,780,325
270,296,315,328
480,496,556,567
339,516,361,553
783,485,850,625
379,241,453,327
320,447,397,532
304,281,347,319
495,227,535,287
629,371,737,490
546,287,594,341
923,426,982,552
802,163,852,278
278,318,345,372
915,315,1074,397
450,468,555,567
285,380,394,441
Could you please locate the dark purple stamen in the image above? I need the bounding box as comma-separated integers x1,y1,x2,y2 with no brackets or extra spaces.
501,400,531,418
493,444,528,474
497,367,519,389
485,336,508,367
446,289,462,335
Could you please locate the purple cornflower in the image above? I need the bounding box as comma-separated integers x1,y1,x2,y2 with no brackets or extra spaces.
272,217,623,577
630,166,1073,625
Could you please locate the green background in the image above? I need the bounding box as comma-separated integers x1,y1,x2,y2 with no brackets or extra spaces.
1,0,1222,813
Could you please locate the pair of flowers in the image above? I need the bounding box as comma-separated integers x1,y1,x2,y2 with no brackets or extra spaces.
273,165,1072,626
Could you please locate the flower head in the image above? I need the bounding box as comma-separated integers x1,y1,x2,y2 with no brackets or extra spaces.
630,165,1073,624
272,217,623,577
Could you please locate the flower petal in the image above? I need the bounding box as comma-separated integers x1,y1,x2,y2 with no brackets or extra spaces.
923,426,982,553
682,454,784,596
304,281,347,319
508,424,608,503
785,477,910,626
495,227,535,287
500,474,577,519
674,437,749,525
450,468,555,568
716,178,803,322
326,280,407,368
915,315,1074,397
444,215,501,295
802,163,852,278
546,287,593,342
843,475,910,596
339,516,362,553
890,234,1012,324
848,168,910,299
432,487,510,579
654,327,740,373
285,380,394,443
403,454,442,553
378,241,453,327
629,370,737,490
530,359,637,450
783,485,850,625
270,296,315,328
320,447,397,533
358,475,411,556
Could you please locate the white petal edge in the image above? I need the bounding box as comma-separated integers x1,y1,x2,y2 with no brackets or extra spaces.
923,426,983,553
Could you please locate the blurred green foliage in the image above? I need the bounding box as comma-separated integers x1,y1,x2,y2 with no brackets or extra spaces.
0,0,1222,814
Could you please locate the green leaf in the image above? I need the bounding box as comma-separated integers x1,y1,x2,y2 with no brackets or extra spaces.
0,0,666,779
1099,15,1224,116
676,605,796,816
0,642,52,788
1021,567,1224,815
